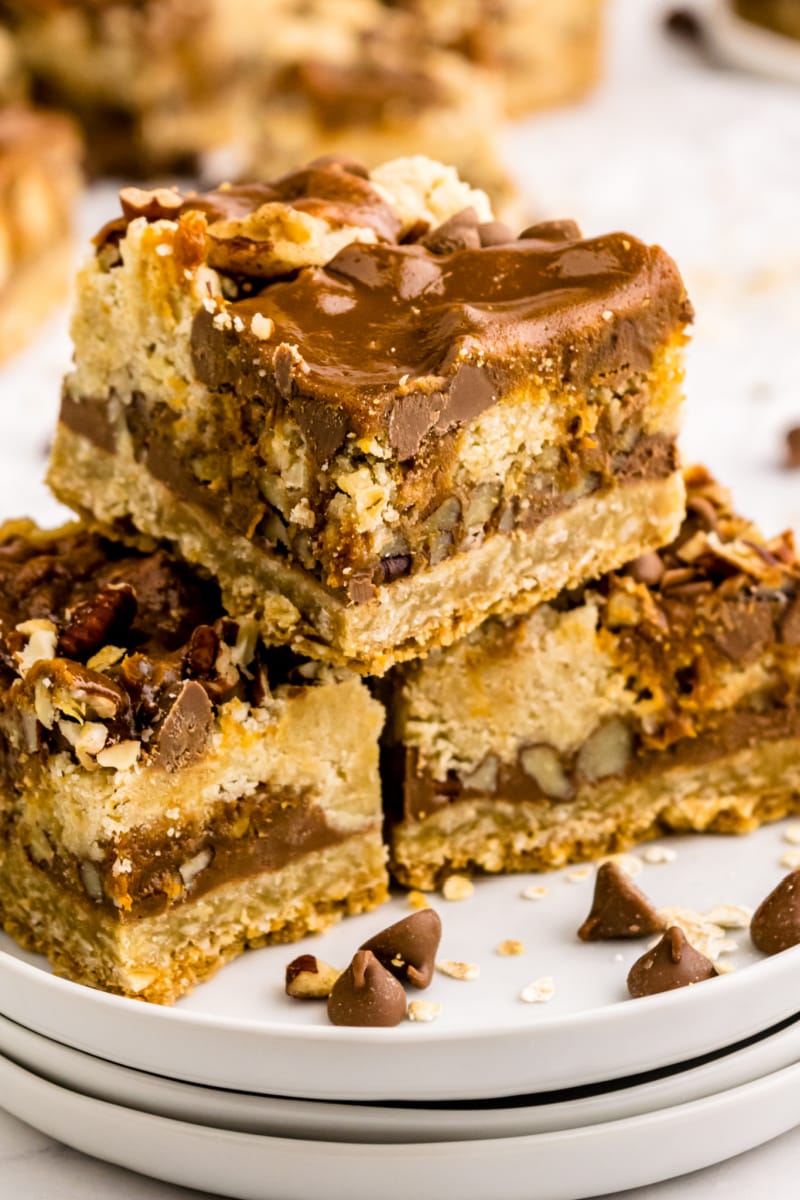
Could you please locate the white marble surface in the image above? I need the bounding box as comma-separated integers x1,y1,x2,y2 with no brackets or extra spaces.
1,0,800,1194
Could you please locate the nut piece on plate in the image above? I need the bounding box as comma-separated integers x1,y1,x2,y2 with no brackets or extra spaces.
578,862,664,941
750,870,800,955
285,954,340,999
50,152,691,676
327,950,408,1027
0,520,388,1005
627,927,718,998
360,909,442,989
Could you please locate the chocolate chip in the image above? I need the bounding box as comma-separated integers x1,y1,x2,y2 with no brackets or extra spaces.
327,950,407,1026
578,862,664,941
360,909,442,989
478,220,514,247
154,679,213,772
422,207,481,254
664,8,703,41
58,584,137,660
625,552,664,587
712,598,774,664
627,926,718,998
184,624,219,677
519,219,582,242
780,594,800,645
785,426,800,468
750,870,800,955
376,554,412,584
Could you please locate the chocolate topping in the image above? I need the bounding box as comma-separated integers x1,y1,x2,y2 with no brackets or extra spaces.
154,680,214,772
360,909,442,988
327,950,407,1027
627,926,718,998
750,870,800,955
578,862,664,941
190,228,692,464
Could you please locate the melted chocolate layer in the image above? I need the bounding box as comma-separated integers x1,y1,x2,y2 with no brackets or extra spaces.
192,233,692,461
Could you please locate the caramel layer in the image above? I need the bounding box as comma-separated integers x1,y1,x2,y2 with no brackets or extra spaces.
58,388,679,595
394,707,800,824
26,786,363,924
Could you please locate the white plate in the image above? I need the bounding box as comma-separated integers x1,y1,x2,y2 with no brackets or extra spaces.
0,822,798,1101
706,0,800,85
3,1052,800,1200
2,1009,800,1143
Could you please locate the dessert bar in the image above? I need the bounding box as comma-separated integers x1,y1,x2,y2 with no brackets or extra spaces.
0,105,81,360
0,0,604,198
386,468,800,887
48,156,692,673
0,521,387,1003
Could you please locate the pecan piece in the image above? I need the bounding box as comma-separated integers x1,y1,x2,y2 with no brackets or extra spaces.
58,584,136,661
184,624,220,677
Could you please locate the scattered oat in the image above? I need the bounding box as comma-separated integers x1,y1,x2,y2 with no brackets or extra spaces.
407,890,431,910
613,953,624,963
656,905,742,962
521,885,548,900
496,939,525,957
442,875,474,902
566,867,592,883
599,853,643,878
520,976,555,1004
641,846,677,865
436,959,480,982
706,904,752,930
780,848,800,870
715,959,736,975
783,824,800,845
407,999,442,1023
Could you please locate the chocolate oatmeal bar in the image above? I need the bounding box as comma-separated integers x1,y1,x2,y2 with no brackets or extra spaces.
394,0,605,117
0,105,81,360
48,157,691,674
386,468,800,888
0,1,601,201
0,522,387,1003
0,0,511,203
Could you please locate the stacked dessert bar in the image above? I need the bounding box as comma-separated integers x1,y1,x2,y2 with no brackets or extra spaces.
2,152,797,1003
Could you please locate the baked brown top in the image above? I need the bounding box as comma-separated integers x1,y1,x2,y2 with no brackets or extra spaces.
97,160,692,464
0,521,306,769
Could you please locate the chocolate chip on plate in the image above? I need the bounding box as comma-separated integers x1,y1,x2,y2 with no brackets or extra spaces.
360,909,442,989
750,870,800,955
578,862,664,941
627,926,718,998
327,950,407,1027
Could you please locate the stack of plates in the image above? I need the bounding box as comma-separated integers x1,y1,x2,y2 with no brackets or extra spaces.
1,820,800,1199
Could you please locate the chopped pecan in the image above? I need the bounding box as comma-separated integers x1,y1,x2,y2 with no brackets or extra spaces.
184,624,220,677
58,584,136,660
